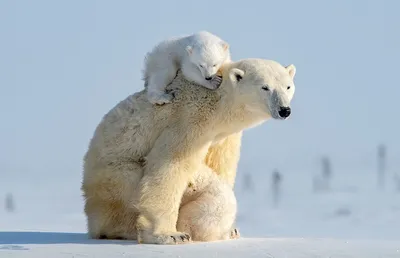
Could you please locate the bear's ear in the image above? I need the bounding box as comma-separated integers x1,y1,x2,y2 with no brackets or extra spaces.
186,46,193,55
221,42,229,52
286,64,296,79
229,68,245,84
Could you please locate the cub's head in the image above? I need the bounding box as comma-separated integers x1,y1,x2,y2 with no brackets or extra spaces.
224,59,296,120
186,41,230,80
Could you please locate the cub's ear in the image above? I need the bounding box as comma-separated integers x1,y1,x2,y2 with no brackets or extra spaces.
186,46,193,55
286,64,296,79
229,68,245,84
221,42,229,52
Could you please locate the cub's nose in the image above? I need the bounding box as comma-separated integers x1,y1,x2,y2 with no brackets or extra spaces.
278,107,291,118
205,77,212,81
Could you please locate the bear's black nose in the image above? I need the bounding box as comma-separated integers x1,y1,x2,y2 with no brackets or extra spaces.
278,107,291,118
205,77,212,81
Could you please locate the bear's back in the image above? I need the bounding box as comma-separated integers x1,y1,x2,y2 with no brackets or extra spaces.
83,91,173,171
84,71,221,175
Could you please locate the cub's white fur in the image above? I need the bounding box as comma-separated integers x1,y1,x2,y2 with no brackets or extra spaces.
178,164,238,242
143,31,231,105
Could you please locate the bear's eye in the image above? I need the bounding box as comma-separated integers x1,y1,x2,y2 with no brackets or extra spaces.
199,64,203,68
262,86,270,91
287,86,291,90
213,64,217,67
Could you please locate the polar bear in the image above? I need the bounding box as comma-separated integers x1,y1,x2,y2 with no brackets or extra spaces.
81,58,296,244
177,163,238,242
143,31,231,105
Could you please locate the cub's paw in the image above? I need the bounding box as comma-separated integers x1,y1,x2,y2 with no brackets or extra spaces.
137,157,147,167
147,91,174,105
208,75,223,89
230,228,240,239
165,88,180,100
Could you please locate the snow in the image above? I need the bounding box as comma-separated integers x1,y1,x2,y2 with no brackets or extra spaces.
1,166,400,257
1,234,399,258
235,167,400,241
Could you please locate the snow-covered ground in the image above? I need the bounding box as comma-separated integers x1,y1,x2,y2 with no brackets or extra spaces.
235,166,400,241
1,235,399,258
1,164,400,257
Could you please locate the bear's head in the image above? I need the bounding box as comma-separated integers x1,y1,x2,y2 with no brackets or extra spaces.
223,58,296,120
186,41,230,80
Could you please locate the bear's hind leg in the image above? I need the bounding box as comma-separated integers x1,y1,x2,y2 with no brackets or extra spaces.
85,199,138,241
82,162,144,241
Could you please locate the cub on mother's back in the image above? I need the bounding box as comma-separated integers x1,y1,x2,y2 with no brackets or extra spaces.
82,58,297,244
142,31,231,105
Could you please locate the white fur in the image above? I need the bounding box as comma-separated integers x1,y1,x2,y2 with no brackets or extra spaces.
81,58,296,245
142,31,231,105
178,164,237,242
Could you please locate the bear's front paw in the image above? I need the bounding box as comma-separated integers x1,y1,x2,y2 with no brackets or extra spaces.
169,232,191,244
147,91,174,105
138,231,191,245
156,232,191,245
230,228,240,239
209,75,223,90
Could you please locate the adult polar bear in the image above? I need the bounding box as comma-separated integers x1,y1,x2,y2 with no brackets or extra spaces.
81,58,296,244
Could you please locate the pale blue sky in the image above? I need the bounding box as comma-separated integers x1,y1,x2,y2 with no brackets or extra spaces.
0,0,399,183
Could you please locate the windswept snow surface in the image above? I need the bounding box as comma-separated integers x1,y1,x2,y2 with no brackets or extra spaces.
1,167,400,257
0,233,399,258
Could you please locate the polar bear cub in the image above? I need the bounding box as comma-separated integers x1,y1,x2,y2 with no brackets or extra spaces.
143,31,231,105
177,164,238,242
